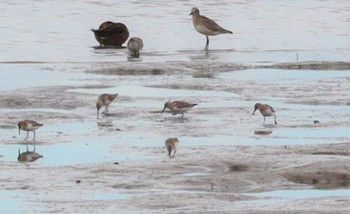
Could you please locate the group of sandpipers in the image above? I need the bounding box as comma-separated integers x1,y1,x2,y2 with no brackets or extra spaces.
18,93,277,159
16,7,277,159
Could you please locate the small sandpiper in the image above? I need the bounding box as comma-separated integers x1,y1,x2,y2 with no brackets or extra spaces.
252,103,278,125
161,101,198,118
17,120,44,141
96,93,118,118
165,137,179,158
189,7,233,51
127,37,144,56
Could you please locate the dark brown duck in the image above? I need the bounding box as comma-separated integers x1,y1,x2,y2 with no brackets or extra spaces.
91,21,129,47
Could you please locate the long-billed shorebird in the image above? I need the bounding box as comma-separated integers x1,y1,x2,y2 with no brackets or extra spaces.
189,7,232,51
91,21,129,47
96,93,118,118
165,137,179,158
18,120,44,141
127,37,144,56
161,101,198,117
252,103,278,125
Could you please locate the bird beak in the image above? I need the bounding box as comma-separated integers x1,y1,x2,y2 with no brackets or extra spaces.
252,109,256,115
189,12,193,15
161,106,166,114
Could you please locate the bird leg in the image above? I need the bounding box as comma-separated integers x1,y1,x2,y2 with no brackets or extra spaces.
24,131,29,141
103,105,109,114
263,116,266,125
33,131,36,141
274,115,278,124
205,36,209,51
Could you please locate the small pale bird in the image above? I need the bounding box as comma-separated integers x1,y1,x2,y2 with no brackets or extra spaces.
161,101,198,117
252,103,278,125
127,37,144,56
17,120,44,141
189,7,233,51
96,93,118,118
165,137,179,158
91,21,129,47
18,145,43,162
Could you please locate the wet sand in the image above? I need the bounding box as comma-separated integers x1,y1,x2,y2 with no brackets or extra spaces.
1,143,349,213
0,60,349,213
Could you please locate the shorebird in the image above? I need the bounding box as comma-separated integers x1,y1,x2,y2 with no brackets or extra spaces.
96,93,118,118
161,101,198,117
18,145,43,162
165,137,179,158
127,37,144,56
17,120,44,141
252,103,278,125
189,7,233,51
91,21,129,47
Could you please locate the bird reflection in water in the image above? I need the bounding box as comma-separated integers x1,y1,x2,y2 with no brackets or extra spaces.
17,145,43,163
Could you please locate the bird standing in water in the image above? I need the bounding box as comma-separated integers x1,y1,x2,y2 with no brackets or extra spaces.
96,93,119,118
161,101,198,118
165,137,179,158
17,120,44,141
252,103,278,125
91,21,129,47
189,7,232,51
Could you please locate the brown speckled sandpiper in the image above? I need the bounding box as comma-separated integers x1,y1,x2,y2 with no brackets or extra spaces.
165,137,179,158
96,93,118,118
161,101,197,118
252,103,278,125
17,120,43,141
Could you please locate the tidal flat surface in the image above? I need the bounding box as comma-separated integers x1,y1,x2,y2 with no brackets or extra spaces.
0,0,349,213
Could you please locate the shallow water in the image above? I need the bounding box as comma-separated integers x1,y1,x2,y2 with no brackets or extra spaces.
0,0,349,213
0,0,349,63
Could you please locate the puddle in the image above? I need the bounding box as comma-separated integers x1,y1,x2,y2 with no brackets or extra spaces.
220,69,350,81
0,65,97,91
273,127,350,140
245,189,350,201
0,141,153,166
183,172,209,177
0,191,24,213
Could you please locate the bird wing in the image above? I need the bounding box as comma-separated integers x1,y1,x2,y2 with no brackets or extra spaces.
173,101,197,109
200,16,231,33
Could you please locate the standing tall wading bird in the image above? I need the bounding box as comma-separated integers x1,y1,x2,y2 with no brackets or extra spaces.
96,93,119,118
17,120,44,141
252,103,278,125
161,101,198,118
189,7,233,51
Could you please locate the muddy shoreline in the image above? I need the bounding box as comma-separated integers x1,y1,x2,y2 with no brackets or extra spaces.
0,60,349,213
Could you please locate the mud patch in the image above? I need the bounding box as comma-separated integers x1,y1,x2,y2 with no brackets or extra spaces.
284,172,350,189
